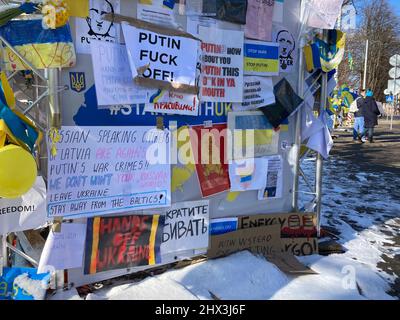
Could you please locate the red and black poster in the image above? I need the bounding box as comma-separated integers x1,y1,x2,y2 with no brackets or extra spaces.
84,214,164,274
190,123,230,197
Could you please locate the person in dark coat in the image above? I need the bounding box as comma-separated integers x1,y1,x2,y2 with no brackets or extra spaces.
361,89,381,143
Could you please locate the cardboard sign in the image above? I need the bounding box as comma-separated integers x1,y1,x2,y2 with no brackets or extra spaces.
245,0,274,41
161,200,209,255
208,225,281,259
38,223,86,273
0,177,47,235
239,213,319,256
209,212,318,259
244,40,279,76
232,76,275,111
90,41,149,106
47,126,171,219
199,26,244,102
145,90,200,116
75,0,121,54
84,214,164,274
122,24,199,86
190,123,230,197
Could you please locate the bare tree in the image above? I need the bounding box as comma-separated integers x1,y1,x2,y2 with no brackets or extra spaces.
338,0,400,101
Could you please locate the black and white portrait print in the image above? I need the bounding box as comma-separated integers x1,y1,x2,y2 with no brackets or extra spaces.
276,29,296,72
76,0,120,54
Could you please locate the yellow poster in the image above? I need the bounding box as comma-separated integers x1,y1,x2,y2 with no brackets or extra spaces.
66,0,89,18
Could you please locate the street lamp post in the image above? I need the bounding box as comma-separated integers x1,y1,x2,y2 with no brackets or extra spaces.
363,39,369,89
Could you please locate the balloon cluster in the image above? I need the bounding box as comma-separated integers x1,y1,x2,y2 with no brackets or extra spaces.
0,72,41,199
41,0,70,29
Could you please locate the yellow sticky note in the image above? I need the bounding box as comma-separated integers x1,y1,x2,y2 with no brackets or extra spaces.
66,0,89,18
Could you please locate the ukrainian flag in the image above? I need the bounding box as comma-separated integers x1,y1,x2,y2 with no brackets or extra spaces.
304,43,321,73
0,19,76,71
304,30,346,73
317,30,346,73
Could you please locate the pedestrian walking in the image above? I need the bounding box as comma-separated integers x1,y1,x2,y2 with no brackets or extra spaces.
361,89,381,143
350,89,365,142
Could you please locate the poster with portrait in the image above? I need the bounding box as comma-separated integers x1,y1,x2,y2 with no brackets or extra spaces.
273,26,297,73
75,0,121,54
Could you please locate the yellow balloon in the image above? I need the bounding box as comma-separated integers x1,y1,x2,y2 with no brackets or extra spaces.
0,145,37,198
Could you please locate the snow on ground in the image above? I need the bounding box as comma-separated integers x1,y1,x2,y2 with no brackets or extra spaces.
55,157,398,300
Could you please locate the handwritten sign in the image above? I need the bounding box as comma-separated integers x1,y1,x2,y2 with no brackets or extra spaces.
244,40,279,76
144,89,199,116
0,177,47,235
245,0,274,41
47,126,171,219
38,223,86,273
208,225,281,259
90,41,149,106
84,214,164,274
122,24,198,85
239,213,319,256
199,26,244,102
161,200,209,255
232,76,275,111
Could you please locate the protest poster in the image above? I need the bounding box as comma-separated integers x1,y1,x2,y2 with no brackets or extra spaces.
38,223,86,273
90,41,149,106
190,123,230,197
209,218,238,236
258,155,283,200
245,0,274,42
47,126,171,219
199,26,244,103
75,0,121,54
274,27,297,73
239,213,318,256
178,0,217,16
273,0,284,23
229,157,269,192
144,89,200,116
84,214,164,274
213,0,247,25
122,24,199,89
227,111,280,160
137,3,178,28
244,40,279,76
232,76,275,111
0,177,47,235
305,0,344,30
161,200,209,255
